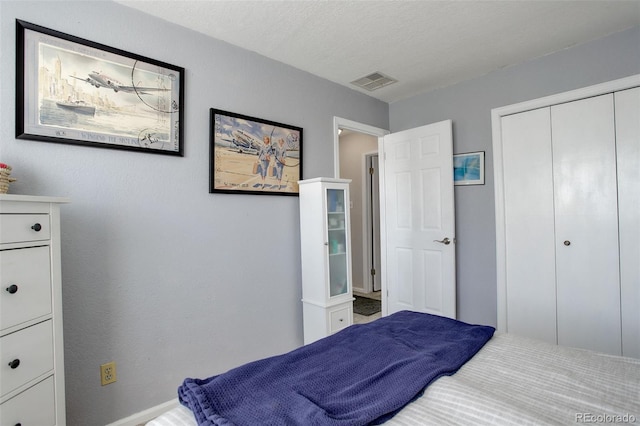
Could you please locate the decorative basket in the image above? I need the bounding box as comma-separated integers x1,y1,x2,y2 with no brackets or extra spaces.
0,163,16,194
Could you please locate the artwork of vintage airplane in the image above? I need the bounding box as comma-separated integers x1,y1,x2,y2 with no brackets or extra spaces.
69,71,169,94
226,129,263,154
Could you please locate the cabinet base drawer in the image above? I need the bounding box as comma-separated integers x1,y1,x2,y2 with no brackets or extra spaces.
1,376,55,426
0,214,50,244
329,305,352,333
1,246,52,332
1,320,54,397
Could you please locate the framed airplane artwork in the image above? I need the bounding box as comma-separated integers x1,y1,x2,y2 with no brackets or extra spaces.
210,109,303,196
16,20,185,156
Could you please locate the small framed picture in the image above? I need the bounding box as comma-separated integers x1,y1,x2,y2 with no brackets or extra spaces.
210,109,302,196
453,151,484,185
16,20,184,156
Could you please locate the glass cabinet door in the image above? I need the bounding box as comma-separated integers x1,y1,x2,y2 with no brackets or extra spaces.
326,188,348,297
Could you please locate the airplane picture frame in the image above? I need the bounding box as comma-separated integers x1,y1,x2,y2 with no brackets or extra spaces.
210,109,303,196
16,20,184,156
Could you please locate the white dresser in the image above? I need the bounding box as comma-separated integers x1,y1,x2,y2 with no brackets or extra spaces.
0,195,69,426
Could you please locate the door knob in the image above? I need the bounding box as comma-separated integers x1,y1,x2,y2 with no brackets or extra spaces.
434,237,451,245
564,240,571,246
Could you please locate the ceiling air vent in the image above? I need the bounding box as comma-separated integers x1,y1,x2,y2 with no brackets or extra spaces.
351,72,397,91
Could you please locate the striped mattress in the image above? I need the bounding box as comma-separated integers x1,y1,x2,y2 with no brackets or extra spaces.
147,333,640,425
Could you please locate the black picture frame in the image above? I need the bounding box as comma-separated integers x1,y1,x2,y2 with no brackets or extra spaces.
210,109,303,196
16,20,184,156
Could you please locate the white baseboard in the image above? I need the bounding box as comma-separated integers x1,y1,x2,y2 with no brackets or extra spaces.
105,399,179,426
352,286,366,294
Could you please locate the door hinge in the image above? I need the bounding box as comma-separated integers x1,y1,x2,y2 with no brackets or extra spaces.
371,268,376,276
369,167,375,175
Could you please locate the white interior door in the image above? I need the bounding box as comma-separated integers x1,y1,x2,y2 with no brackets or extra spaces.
551,94,621,356
615,87,640,359
501,107,558,344
379,120,456,318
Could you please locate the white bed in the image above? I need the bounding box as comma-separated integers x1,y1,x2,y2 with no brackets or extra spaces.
147,333,640,425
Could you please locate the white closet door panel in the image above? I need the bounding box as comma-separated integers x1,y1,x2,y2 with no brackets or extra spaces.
501,108,557,344
615,87,640,359
551,94,621,355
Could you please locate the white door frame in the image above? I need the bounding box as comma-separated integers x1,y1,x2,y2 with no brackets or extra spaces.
333,117,389,179
334,118,389,297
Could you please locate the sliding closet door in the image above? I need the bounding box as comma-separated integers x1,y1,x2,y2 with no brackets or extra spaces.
615,87,640,359
501,108,557,344
551,94,622,356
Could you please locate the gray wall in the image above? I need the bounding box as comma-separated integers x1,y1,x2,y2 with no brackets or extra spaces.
0,2,388,425
390,25,640,327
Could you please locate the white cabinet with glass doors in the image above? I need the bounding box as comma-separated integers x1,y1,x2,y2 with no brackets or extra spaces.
299,178,354,344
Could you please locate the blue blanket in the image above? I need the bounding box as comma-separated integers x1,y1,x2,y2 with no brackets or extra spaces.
178,310,495,426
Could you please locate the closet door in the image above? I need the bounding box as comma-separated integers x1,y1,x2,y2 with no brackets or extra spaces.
615,87,640,359
551,94,621,356
501,108,557,344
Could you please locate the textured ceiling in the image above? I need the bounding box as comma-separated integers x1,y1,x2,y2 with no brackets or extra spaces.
115,0,640,103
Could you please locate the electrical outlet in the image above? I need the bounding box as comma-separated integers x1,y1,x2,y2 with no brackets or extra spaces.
100,361,117,386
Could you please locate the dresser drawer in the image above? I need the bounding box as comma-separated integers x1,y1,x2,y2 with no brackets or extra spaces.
1,320,54,398
1,246,52,332
329,305,352,333
1,375,55,426
0,214,51,244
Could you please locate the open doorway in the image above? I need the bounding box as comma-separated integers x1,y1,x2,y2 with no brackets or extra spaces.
334,117,388,323
338,131,377,295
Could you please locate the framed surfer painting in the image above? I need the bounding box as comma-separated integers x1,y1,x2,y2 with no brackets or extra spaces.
16,20,184,156
210,109,303,196
453,151,485,185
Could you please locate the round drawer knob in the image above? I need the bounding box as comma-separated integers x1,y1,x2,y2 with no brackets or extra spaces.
8,359,20,369
564,240,571,246
6,284,18,294
31,223,42,232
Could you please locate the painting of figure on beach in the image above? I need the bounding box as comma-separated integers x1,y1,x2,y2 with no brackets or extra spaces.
210,109,303,196
16,20,184,155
